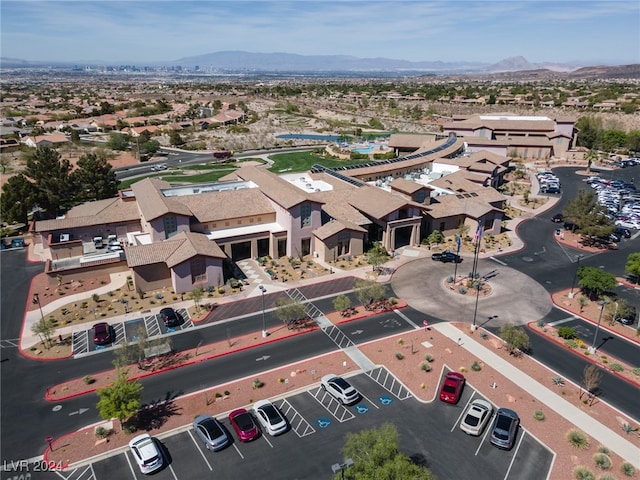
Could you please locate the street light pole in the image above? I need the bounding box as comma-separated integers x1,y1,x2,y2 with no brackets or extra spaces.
32,293,44,323
588,300,609,354
569,254,584,299
331,458,354,480
259,285,268,338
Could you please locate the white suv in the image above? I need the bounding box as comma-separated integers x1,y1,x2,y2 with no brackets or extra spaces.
321,374,360,405
128,434,163,474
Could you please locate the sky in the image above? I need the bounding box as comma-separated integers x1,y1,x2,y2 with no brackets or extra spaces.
1,1,639,65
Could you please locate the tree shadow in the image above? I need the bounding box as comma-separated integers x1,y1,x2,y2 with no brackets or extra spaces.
130,395,183,433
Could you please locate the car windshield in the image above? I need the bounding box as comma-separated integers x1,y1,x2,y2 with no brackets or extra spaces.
464,413,480,426
235,413,254,430
332,377,351,390
262,405,280,422
200,418,223,437
443,384,457,393
495,415,513,436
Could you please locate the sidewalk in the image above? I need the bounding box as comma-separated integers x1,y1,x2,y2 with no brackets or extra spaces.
435,323,639,467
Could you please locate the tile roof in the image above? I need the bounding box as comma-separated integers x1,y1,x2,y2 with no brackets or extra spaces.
126,231,225,268
389,177,428,195
427,190,504,220
130,178,192,221
314,219,366,241
178,188,274,223
34,197,140,232
234,165,318,209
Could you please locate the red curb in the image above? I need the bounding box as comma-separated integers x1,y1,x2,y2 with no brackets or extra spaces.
550,293,640,344
526,321,640,388
44,327,319,402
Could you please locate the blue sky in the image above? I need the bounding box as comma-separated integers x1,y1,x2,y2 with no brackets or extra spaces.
1,1,638,65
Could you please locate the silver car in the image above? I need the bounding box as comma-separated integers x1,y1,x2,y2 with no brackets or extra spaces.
193,414,230,451
321,374,360,405
128,434,163,474
460,399,493,436
490,408,520,449
252,400,288,436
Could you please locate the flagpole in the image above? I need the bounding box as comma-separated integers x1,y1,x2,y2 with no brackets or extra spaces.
453,234,461,281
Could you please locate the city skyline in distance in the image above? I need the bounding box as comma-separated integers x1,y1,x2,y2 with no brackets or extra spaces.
1,1,638,66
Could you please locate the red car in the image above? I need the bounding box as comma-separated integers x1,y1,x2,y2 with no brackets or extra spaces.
228,408,259,442
93,322,112,345
439,371,465,404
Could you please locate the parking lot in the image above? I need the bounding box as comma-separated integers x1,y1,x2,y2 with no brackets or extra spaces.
71,308,192,358
43,369,553,480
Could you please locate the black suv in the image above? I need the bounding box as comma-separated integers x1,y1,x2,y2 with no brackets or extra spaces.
159,307,181,328
431,251,462,263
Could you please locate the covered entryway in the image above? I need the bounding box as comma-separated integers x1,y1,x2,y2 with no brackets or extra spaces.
231,241,251,261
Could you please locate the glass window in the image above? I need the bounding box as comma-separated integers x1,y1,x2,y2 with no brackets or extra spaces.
191,257,207,283
163,216,177,238
300,203,312,228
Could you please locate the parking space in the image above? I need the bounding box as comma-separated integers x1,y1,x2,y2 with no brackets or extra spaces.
72,309,192,359
54,371,552,480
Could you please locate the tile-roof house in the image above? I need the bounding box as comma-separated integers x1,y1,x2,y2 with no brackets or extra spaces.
21,133,69,148
126,231,225,294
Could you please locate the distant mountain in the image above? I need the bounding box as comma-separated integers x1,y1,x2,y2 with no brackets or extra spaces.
169,50,488,73
487,56,579,73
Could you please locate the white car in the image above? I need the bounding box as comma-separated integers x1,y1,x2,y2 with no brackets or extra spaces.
128,434,163,474
321,374,360,405
460,399,493,436
252,400,288,436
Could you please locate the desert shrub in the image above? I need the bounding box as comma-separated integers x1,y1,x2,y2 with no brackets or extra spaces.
609,363,624,372
95,426,110,439
537,319,545,327
621,462,636,476
224,390,230,396
459,287,467,294
632,367,640,376
597,445,610,455
593,453,612,470
395,352,404,360
424,354,434,362
552,376,565,386
83,375,95,385
567,429,590,449
533,410,545,421
573,466,595,480
621,422,639,434
420,362,432,372
565,339,579,349
252,378,264,389
215,392,222,398
598,475,615,480
558,326,578,339
471,361,482,371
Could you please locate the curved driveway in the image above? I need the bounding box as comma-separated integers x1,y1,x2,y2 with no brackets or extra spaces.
391,257,554,327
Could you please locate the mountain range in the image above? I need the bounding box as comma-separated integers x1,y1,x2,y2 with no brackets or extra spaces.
1,51,638,78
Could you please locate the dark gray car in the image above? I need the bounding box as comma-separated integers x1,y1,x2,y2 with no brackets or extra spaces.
489,408,519,450
193,415,230,451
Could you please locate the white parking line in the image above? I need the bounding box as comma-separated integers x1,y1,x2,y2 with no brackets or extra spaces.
124,451,138,479
547,316,579,327
232,443,244,459
360,393,380,410
168,463,179,480
503,430,526,480
187,430,213,471
476,422,493,457
261,434,274,448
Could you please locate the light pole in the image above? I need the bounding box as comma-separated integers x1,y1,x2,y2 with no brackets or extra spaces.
568,254,584,299
259,285,268,338
331,458,354,480
588,300,609,354
32,293,44,323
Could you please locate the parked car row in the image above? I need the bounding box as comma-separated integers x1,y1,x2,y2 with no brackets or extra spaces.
612,158,640,168
588,176,640,230
439,371,521,449
537,171,562,194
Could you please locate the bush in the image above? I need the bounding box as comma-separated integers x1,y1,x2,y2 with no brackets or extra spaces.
83,375,95,385
567,429,590,449
252,378,264,389
459,287,467,294
573,466,595,480
95,426,110,439
424,354,434,362
224,390,230,396
395,352,404,360
533,410,545,421
632,367,640,376
471,361,482,371
609,363,624,372
597,445,610,455
558,326,578,339
593,453,612,470
621,462,636,476
552,376,565,386
420,362,432,372
565,339,580,349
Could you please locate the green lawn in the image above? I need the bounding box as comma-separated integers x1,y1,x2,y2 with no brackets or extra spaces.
268,151,370,173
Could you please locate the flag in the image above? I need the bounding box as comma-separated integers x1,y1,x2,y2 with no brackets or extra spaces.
456,235,462,253
472,224,484,244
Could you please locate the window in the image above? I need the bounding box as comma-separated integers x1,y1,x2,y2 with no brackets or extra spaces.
163,216,177,238
300,203,312,228
191,257,207,283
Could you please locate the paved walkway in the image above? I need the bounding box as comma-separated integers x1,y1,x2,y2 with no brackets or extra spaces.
436,322,639,468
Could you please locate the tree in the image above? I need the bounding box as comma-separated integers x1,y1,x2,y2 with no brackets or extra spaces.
366,242,390,272
169,130,185,146
139,139,160,156
70,152,119,203
498,322,530,354
579,364,603,406
604,298,634,325
577,267,617,300
576,115,604,149
563,189,608,233
333,294,351,314
191,286,204,313
96,367,143,429
426,230,445,245
339,423,436,480
106,132,130,151
272,297,306,327
583,149,599,173
30,317,56,348
0,174,35,224
354,279,387,306
24,146,72,217
625,252,640,282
